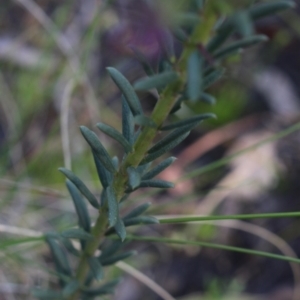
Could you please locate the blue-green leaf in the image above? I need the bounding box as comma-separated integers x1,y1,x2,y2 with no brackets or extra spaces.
59,168,100,209
160,113,215,131
248,1,295,20
61,228,93,241
99,240,124,260
134,71,179,91
234,10,254,37
107,67,143,116
123,216,159,227
66,180,91,232
139,179,174,189
130,46,155,76
96,123,132,153
122,96,135,145
187,50,203,102
93,152,112,189
200,93,216,105
140,131,190,165
114,218,126,241
106,186,119,227
88,257,104,281
213,34,268,61
81,279,120,296
123,202,152,219
134,115,157,128
62,280,79,297
61,238,80,257
80,126,116,174
127,167,141,190
203,68,225,89
45,235,72,276
101,251,136,266
142,157,176,180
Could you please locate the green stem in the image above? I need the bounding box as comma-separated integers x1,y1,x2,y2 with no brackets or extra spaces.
158,211,300,224
124,235,300,264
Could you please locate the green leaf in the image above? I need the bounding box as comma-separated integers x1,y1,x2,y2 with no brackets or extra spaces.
213,34,268,61
61,238,80,257
99,240,124,260
81,279,120,296
234,10,254,37
123,216,159,227
187,50,203,102
127,167,141,190
59,168,100,209
112,156,119,169
45,235,72,276
130,46,155,76
32,290,63,299
80,126,116,174
61,228,93,241
88,257,104,281
107,67,143,116
93,152,112,189
122,96,135,145
199,92,216,105
96,122,132,153
134,71,179,91
142,157,176,180
203,68,225,89
140,131,190,165
106,186,119,227
114,218,126,241
174,13,201,27
206,18,235,53
160,113,216,131
101,251,136,266
248,1,295,20
148,122,200,154
134,115,157,128
66,180,91,232
139,179,174,189
63,279,79,297
170,95,185,114
123,202,152,219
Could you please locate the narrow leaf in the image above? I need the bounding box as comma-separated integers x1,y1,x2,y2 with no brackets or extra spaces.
203,68,225,89
213,35,268,61
122,96,135,145
170,95,185,114
234,10,254,37
200,93,216,105
134,71,179,91
187,50,203,102
93,152,112,189
112,156,119,169
127,167,141,190
140,131,190,165
174,13,201,27
248,1,295,20
80,126,116,173
160,113,216,131
107,67,143,116
114,218,126,241
123,202,152,219
45,235,72,276
139,179,174,189
99,240,124,260
61,228,93,241
134,115,157,128
63,280,79,297
61,238,80,257
66,180,91,232
148,122,200,154
106,186,119,227
101,251,136,266
130,46,155,76
96,123,132,153
88,257,104,281
81,279,120,296
123,216,159,227
142,157,176,180
59,168,100,209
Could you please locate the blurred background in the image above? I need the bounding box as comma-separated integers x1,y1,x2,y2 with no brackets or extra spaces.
1,0,300,299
